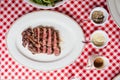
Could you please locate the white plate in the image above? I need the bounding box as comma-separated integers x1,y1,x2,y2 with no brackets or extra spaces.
24,0,68,9
6,11,85,71
113,74,120,80
107,0,120,27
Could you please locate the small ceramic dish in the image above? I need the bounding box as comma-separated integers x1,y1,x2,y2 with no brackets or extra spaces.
89,7,109,26
86,54,110,70
92,56,109,70
90,30,109,49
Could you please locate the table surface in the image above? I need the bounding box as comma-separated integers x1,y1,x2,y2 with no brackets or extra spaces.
0,0,120,80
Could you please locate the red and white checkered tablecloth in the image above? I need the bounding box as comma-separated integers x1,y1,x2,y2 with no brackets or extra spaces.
0,0,120,80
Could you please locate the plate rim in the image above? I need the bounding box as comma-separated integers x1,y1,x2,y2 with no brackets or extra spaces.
6,10,85,71
107,0,120,27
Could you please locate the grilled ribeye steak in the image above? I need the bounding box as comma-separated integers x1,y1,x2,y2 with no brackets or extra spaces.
21,26,61,56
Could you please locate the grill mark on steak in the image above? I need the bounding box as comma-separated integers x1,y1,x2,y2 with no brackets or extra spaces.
39,27,44,53
45,28,49,53
36,27,40,53
51,28,54,53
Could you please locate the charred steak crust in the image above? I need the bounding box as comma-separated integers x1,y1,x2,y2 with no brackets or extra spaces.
21,26,61,56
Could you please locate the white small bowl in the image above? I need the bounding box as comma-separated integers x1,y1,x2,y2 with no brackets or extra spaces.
24,0,68,9
92,56,110,70
89,7,109,26
86,54,110,70
90,30,109,49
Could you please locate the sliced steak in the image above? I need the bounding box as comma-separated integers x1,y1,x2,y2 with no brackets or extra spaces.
21,26,61,56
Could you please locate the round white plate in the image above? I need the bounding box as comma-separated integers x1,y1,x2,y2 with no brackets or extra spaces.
24,0,68,9
113,74,120,80
107,0,120,27
6,11,85,71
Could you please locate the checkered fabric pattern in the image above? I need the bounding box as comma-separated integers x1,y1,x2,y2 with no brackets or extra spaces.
0,0,120,80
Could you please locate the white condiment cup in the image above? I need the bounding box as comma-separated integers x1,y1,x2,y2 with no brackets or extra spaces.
90,30,109,49
86,54,109,70
89,7,109,26
92,56,109,70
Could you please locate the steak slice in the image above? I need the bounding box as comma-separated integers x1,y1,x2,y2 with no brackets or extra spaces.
46,27,52,54
21,28,33,47
53,30,61,56
42,27,47,53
